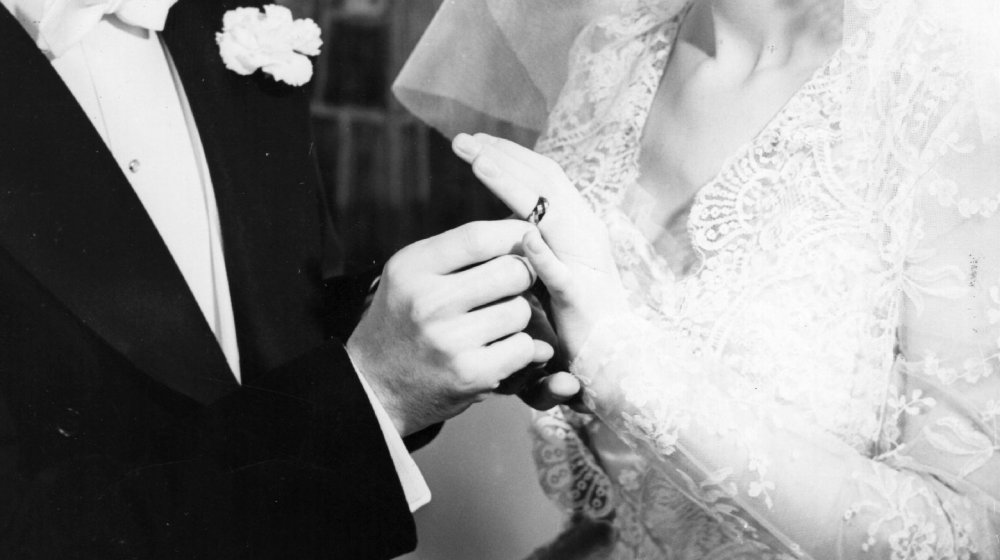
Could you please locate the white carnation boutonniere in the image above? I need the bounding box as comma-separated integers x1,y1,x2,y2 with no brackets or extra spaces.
216,5,323,87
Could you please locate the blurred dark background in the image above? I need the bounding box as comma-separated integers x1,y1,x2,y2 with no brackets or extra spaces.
285,0,507,271
278,2,563,559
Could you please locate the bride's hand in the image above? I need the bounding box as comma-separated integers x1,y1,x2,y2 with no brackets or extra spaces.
451,133,629,361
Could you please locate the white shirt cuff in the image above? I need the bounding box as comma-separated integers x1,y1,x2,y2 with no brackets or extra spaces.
347,348,431,513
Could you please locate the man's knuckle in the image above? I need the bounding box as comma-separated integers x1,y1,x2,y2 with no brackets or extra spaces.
417,320,447,348
509,297,532,328
399,281,427,307
490,256,529,291
509,332,534,355
455,376,479,394
408,296,439,325
454,222,488,259
382,257,402,283
506,255,533,284
452,357,481,391
503,336,535,371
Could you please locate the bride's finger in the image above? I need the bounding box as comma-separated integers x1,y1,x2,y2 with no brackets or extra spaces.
464,146,544,219
473,133,580,199
454,135,590,245
454,133,548,195
455,133,571,202
468,144,591,237
472,140,552,193
473,134,561,175
523,229,573,297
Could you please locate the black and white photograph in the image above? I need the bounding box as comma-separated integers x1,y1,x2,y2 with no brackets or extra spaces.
0,0,998,558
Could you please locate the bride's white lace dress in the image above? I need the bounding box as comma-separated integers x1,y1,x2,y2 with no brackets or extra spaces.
527,2,1000,559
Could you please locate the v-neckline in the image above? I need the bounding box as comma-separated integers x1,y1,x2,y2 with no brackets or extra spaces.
625,15,843,278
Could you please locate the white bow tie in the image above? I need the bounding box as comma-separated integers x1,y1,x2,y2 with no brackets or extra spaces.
36,0,178,57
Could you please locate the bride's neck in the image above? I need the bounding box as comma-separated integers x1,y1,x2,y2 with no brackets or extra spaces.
685,0,841,74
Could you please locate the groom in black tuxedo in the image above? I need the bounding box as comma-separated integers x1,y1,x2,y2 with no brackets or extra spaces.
0,0,566,558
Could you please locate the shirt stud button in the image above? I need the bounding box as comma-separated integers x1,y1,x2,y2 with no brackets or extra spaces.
128,159,141,174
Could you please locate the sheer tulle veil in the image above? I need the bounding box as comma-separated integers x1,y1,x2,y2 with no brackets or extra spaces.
393,0,1000,149
392,0,677,143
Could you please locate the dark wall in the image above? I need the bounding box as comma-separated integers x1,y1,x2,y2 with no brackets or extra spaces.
291,0,509,271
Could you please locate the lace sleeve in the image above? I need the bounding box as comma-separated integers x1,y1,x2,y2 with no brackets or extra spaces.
570,49,1000,560
574,264,999,559
525,408,620,560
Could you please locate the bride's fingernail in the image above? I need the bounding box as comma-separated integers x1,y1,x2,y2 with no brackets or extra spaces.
475,156,500,178
452,133,480,159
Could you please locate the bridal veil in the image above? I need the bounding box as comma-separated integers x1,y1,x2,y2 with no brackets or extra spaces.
394,0,999,147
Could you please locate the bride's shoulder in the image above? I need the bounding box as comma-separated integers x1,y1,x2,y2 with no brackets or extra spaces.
842,2,999,220
847,0,999,69
844,0,999,137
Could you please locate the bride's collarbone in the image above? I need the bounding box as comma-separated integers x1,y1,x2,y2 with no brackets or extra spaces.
638,45,832,206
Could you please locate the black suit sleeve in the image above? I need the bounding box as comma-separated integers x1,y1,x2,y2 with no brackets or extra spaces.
322,268,444,454
0,338,418,560
200,340,419,557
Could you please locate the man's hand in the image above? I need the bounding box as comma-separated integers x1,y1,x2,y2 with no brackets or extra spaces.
494,291,583,411
347,220,555,437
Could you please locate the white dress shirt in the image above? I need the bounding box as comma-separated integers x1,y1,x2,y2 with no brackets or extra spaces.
3,1,429,512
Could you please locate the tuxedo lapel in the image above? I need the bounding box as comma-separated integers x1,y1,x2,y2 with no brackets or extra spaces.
162,0,334,381
0,8,238,403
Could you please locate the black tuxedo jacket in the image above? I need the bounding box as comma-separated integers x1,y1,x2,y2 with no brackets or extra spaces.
0,1,421,558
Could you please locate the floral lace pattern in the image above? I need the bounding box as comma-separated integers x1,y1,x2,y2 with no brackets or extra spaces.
529,1,1000,559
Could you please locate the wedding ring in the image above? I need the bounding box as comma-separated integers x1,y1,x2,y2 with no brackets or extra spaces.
526,196,549,225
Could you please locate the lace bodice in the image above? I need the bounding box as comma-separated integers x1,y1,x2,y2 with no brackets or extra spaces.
527,3,1000,559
